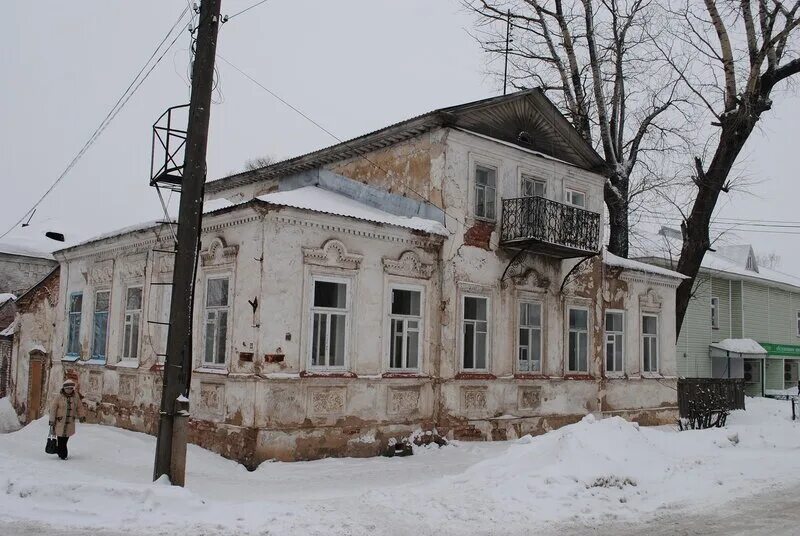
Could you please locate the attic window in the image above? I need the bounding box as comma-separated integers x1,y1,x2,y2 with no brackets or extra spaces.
746,254,758,272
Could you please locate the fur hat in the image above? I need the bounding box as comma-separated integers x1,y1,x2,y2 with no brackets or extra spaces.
62,379,76,388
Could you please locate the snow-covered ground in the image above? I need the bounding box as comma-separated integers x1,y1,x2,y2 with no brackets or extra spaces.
1,397,799,535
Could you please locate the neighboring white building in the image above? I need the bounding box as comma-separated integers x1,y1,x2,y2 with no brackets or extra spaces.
15,90,685,464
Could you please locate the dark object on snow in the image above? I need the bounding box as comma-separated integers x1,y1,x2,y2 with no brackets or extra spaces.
45,430,57,454
412,431,448,448
383,439,413,458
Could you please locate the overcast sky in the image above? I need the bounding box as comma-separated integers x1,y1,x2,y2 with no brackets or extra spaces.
3,1,799,273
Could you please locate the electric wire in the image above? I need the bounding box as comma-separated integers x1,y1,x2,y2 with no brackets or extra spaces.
0,5,192,242
225,0,271,21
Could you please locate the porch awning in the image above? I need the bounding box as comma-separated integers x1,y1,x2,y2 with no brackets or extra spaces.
709,338,767,358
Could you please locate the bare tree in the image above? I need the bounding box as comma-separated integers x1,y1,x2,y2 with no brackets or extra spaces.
757,252,781,270
464,0,693,258
243,156,274,171
663,0,800,333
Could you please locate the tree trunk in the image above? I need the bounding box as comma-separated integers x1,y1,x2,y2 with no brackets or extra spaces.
674,112,758,335
604,174,629,258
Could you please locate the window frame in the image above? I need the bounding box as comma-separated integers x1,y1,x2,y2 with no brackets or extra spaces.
473,162,498,222
641,313,660,374
386,283,425,372
796,311,800,338
520,174,547,199
566,305,590,374
516,300,543,374
202,275,231,367
460,293,491,372
711,296,720,330
66,292,83,357
308,274,351,371
564,187,588,209
91,289,111,361
604,309,625,376
121,285,143,362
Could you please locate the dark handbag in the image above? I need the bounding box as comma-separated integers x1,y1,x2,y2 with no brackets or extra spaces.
45,428,57,454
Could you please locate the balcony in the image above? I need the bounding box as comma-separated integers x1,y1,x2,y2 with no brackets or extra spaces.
500,196,600,258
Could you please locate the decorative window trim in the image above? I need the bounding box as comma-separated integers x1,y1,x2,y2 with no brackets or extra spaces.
604,309,625,376
119,256,147,282
200,236,239,266
121,285,143,362
88,262,113,286
641,313,660,375
202,274,232,368
385,283,425,372
469,153,501,223
565,304,591,374
516,298,544,374
308,274,352,371
303,239,362,270
639,288,663,311
382,250,434,279
459,292,491,373
91,289,111,361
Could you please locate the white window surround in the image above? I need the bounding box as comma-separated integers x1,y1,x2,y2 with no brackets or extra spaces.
566,305,590,374
203,275,231,367
460,293,491,372
564,187,587,208
386,283,424,372
469,154,501,223
517,300,543,373
121,285,143,362
711,296,720,330
91,289,111,361
308,274,351,371
642,313,660,374
66,292,83,357
604,310,625,376
796,311,799,338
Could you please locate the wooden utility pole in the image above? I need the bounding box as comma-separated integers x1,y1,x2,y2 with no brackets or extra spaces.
153,0,222,485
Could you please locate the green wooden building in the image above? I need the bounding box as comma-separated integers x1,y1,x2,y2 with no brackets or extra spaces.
639,229,800,397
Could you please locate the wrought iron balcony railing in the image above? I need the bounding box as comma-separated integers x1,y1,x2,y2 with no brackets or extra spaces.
500,196,600,257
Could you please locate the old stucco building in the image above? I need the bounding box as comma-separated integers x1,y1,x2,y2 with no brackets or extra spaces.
14,90,684,465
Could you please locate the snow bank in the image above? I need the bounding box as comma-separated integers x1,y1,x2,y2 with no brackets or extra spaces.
0,398,21,433
1,398,799,534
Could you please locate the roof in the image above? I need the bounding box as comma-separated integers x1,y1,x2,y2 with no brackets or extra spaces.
205,89,606,195
257,186,448,236
602,250,687,280
0,236,56,260
634,227,800,291
710,338,767,356
0,293,15,307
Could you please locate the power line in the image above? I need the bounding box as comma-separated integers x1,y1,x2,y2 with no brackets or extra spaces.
0,5,192,242
217,54,465,234
224,0,270,22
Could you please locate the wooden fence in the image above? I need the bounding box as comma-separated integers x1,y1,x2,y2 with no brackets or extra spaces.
677,378,746,418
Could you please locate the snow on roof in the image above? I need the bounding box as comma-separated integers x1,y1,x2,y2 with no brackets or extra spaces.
634,227,800,290
0,293,16,307
0,236,55,260
65,220,169,251
602,250,687,279
0,319,15,337
257,186,449,236
710,338,767,355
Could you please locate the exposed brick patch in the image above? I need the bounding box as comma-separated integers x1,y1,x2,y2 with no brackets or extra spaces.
452,423,483,441
463,220,495,250
454,372,497,380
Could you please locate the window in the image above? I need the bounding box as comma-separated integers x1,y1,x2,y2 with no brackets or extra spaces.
67,293,82,356
605,311,624,374
796,311,799,337
565,188,587,208
91,290,110,360
474,165,497,220
122,287,143,360
521,175,546,198
711,297,720,329
204,277,230,366
462,296,488,370
518,302,542,372
311,278,348,368
642,314,659,373
567,307,589,373
388,287,422,370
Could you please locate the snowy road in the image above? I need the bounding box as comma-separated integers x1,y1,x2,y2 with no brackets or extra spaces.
4,482,800,536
